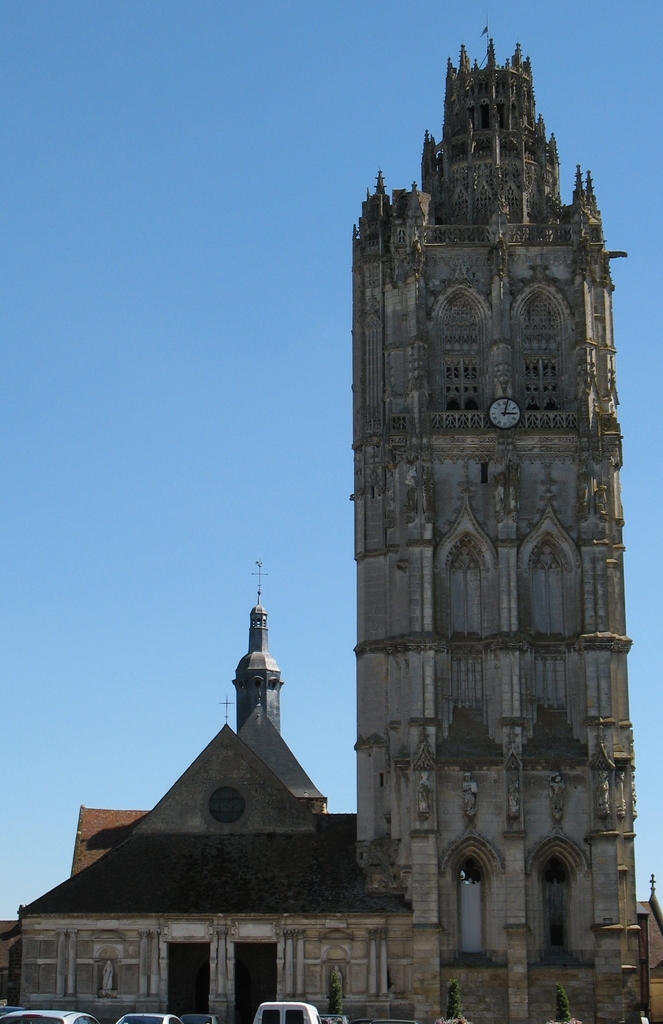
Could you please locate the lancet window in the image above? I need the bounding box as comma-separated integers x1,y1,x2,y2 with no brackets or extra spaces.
521,292,563,409
531,541,564,635
439,294,482,410
543,857,567,949
460,857,482,952
449,539,482,635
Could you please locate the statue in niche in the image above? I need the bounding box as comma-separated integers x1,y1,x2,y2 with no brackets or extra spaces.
577,469,590,517
595,483,608,520
507,462,520,516
507,775,520,820
385,468,395,528
615,771,626,820
411,234,424,277
405,464,418,518
595,770,611,820
549,772,565,822
632,771,638,819
422,465,434,517
462,772,478,820
494,472,506,519
101,960,114,994
418,772,432,820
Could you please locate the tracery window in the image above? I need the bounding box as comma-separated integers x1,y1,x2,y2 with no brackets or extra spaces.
544,857,567,948
449,539,482,635
460,857,482,952
445,360,479,409
531,541,564,635
440,295,482,409
525,358,558,409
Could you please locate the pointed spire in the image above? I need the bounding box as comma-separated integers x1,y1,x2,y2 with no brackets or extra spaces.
513,43,522,68
586,169,594,198
446,56,455,78
574,164,584,203
376,169,385,195
459,44,470,72
652,874,657,898
487,38,496,66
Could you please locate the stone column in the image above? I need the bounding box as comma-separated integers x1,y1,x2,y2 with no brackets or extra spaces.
149,931,159,996
159,933,168,1007
378,929,388,997
284,931,295,998
139,932,149,997
56,930,66,997
226,939,235,1005
368,931,377,997
209,933,218,1003
295,931,305,998
216,929,227,999
67,930,77,997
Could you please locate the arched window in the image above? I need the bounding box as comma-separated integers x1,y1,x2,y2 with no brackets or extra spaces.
544,857,567,948
531,541,564,635
521,293,562,410
450,540,482,635
460,857,482,952
440,295,481,410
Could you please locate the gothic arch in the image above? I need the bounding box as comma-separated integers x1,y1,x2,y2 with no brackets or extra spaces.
433,287,490,411
518,507,581,636
439,830,505,875
525,832,589,876
436,498,497,636
512,285,571,411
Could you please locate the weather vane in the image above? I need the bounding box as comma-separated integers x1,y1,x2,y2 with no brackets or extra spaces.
252,560,268,602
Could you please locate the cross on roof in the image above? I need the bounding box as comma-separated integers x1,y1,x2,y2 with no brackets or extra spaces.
252,560,268,603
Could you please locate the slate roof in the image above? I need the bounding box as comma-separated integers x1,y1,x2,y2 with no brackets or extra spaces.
641,897,663,971
238,706,325,801
24,814,408,917
0,920,20,970
71,807,148,875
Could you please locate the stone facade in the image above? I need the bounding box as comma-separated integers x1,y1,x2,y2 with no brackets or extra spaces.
352,41,639,1024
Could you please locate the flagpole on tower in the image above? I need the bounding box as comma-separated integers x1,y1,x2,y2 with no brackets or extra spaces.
480,15,489,68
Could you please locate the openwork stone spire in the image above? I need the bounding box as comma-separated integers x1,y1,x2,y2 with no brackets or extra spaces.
422,41,561,225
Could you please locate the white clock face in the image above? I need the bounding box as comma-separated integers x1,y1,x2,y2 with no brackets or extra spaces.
489,397,521,429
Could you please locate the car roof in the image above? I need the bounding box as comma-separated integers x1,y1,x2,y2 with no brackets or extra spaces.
1,1016,99,1022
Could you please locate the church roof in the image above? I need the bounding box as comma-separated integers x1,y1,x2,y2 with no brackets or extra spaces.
71,807,148,875
0,920,21,971
22,814,408,917
238,705,325,802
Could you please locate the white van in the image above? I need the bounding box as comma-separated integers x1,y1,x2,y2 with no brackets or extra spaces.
252,1004,322,1024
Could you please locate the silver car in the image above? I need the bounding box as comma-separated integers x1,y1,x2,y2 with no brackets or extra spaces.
2,1013,101,1024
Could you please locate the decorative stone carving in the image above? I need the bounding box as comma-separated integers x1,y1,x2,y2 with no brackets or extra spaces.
417,771,432,820
507,461,520,516
615,771,626,820
422,465,434,518
101,960,114,996
507,775,520,819
549,772,565,822
595,769,611,820
632,770,638,819
462,772,477,820
494,472,506,519
405,464,418,519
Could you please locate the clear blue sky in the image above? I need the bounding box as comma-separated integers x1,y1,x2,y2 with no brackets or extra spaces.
1,0,662,919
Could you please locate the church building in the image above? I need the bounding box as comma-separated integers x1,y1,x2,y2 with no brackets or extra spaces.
19,42,640,1024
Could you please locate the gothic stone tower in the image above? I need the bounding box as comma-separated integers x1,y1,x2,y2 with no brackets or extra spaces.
352,42,638,1024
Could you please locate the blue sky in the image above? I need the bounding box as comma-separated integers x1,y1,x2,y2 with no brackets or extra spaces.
1,0,662,918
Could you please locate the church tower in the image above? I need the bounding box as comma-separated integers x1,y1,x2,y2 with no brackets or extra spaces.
353,42,638,1024
233,601,284,732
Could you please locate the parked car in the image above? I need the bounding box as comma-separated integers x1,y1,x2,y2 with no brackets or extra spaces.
0,1011,24,1018
116,1016,183,1024
253,1004,323,1024
320,1016,349,1024
1,1013,101,1024
181,1015,219,1024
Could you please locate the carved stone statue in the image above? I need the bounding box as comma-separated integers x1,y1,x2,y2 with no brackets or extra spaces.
595,483,608,520
405,464,418,518
632,770,638,819
615,770,626,820
507,776,520,820
102,960,114,993
507,462,520,516
418,772,431,820
549,772,565,822
494,472,506,519
595,770,611,820
577,469,590,517
422,465,434,517
462,772,478,819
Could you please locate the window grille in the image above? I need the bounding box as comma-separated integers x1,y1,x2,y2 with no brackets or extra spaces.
525,358,558,410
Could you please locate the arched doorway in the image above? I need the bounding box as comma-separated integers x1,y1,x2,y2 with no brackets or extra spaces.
234,944,277,1024
460,856,482,952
